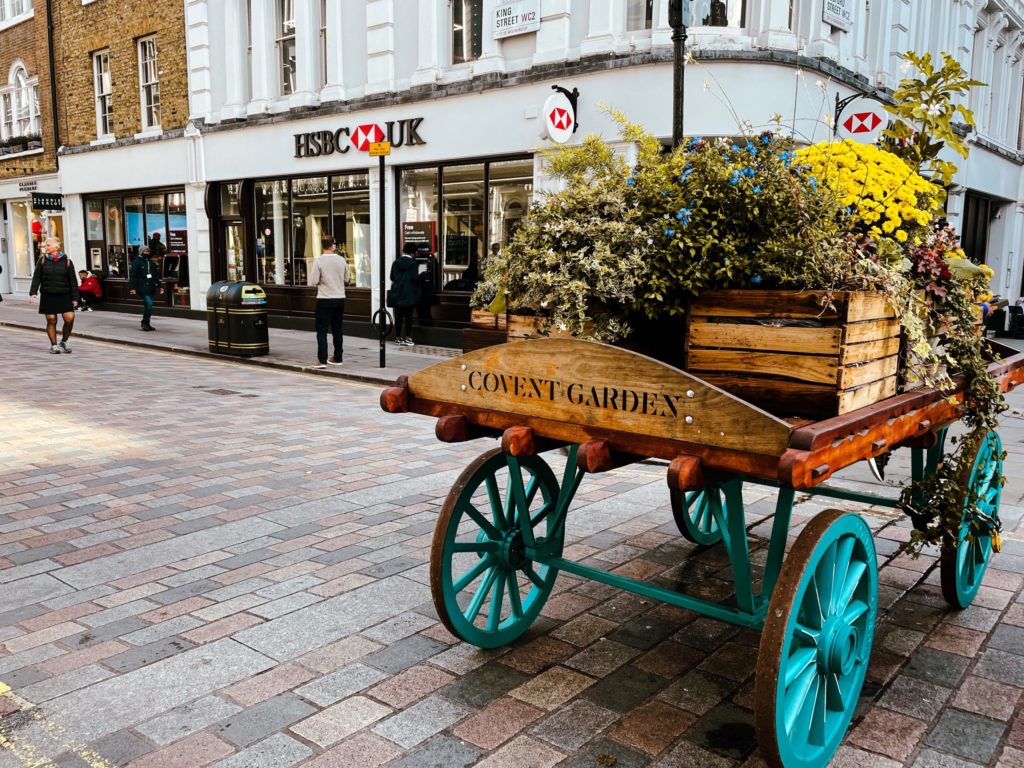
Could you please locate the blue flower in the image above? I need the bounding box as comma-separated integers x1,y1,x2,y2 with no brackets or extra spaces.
760,133,771,146
626,177,635,186
746,142,758,156
664,229,676,237
731,144,741,152
752,186,761,194
680,167,694,183
779,150,794,168
809,176,818,190
675,207,692,226
742,167,756,178
751,274,763,285
687,135,703,148
728,176,740,186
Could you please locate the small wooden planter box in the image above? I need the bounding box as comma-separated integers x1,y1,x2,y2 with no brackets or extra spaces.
685,290,901,418
507,313,573,341
470,307,507,331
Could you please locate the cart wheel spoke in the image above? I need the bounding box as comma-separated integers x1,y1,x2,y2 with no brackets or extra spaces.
672,488,724,546
942,432,1003,609
431,449,564,649
756,510,877,768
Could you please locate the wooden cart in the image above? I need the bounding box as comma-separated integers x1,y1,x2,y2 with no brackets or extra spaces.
380,338,1024,768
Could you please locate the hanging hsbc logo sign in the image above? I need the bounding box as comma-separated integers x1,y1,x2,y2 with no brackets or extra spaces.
294,117,425,158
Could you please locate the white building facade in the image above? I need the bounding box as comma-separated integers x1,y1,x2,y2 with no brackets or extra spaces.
52,0,1024,342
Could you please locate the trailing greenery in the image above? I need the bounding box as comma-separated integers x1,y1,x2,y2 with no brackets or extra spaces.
471,53,1005,554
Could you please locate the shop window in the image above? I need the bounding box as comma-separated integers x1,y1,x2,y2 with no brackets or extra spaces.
9,201,32,277
104,198,126,278
278,0,296,96
487,159,532,265
221,182,241,217
93,49,113,138
165,192,189,295
442,164,484,291
124,196,145,259
626,0,653,31
85,199,104,272
691,0,745,28
291,176,330,286
255,179,291,285
452,0,482,64
331,173,371,288
225,223,246,282
137,36,161,130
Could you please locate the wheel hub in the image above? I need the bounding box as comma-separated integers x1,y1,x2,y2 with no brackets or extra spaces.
499,529,527,570
819,616,860,677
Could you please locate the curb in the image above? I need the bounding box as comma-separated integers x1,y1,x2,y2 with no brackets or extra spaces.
0,319,400,388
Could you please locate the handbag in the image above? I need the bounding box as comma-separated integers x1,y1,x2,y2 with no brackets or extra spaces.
385,288,396,308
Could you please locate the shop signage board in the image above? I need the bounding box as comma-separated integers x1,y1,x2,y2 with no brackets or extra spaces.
494,0,540,39
31,192,63,211
369,141,391,157
294,117,424,158
541,90,577,144
18,181,37,192
403,222,436,255
835,96,886,143
823,0,853,31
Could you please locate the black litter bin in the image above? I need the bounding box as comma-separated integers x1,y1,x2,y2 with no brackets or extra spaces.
206,281,269,357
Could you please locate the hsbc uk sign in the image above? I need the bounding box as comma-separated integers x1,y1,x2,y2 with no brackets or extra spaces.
294,117,425,158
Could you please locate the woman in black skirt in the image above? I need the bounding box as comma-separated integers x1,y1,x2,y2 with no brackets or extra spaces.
29,237,79,354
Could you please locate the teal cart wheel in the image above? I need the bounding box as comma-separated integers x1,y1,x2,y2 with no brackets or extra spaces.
755,509,878,768
940,431,1003,609
430,447,563,648
671,488,723,546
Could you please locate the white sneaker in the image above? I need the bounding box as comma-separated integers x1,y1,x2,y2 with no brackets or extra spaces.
59,341,71,354
49,344,61,354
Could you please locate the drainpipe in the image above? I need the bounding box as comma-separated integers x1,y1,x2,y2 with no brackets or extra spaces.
45,0,61,161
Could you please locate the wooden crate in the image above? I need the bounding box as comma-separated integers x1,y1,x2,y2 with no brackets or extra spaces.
470,308,508,331
685,290,901,418
462,327,507,353
507,314,573,341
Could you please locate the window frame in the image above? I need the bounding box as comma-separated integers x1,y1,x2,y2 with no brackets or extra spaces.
451,0,483,65
137,35,161,131
93,49,113,139
0,63,40,142
277,0,296,96
625,0,654,32
0,0,33,30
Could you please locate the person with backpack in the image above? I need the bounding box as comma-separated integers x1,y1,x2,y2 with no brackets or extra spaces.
29,237,79,354
389,241,422,346
129,246,164,331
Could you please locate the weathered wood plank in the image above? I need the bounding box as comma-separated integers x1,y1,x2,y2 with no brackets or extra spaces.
507,315,573,341
837,376,898,412
688,349,839,385
404,339,794,457
837,356,900,389
688,319,842,355
690,290,842,320
841,335,902,364
845,293,897,322
695,374,838,419
843,319,900,344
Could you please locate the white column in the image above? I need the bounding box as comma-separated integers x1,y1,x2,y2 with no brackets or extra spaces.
651,0,671,47
582,0,615,56
802,0,839,61
221,0,249,120
751,0,797,51
247,0,276,115
977,15,1008,138
366,0,395,95
321,0,346,101
534,0,572,66
186,1,215,122
183,122,210,311
865,0,893,87
474,0,507,74
411,0,442,86
290,0,320,107
886,0,912,76
1006,44,1024,147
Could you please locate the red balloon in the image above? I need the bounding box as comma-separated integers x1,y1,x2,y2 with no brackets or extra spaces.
31,220,42,234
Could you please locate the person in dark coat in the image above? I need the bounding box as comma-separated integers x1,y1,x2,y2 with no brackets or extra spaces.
29,237,79,354
389,241,422,346
129,246,164,331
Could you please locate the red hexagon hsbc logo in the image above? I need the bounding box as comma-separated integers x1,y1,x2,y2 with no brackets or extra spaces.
352,124,385,151
842,111,882,134
549,107,572,131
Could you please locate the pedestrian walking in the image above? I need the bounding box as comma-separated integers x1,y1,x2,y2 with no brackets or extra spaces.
308,234,349,369
77,270,102,311
129,247,164,331
28,236,79,354
390,241,421,346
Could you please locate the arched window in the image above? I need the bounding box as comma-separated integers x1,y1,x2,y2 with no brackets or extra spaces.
1,62,40,142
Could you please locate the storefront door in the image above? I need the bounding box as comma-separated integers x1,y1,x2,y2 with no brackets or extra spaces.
224,222,245,281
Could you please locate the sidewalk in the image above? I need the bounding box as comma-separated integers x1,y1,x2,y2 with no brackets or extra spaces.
0,300,460,385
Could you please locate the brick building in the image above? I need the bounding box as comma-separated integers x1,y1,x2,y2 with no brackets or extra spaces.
51,0,200,311
0,0,61,296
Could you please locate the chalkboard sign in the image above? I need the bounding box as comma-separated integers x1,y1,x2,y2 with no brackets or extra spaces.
445,233,471,267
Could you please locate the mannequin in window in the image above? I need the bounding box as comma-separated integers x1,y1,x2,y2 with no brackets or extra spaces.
703,0,727,26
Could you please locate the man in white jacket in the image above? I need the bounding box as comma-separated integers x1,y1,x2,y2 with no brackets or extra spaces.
307,234,350,369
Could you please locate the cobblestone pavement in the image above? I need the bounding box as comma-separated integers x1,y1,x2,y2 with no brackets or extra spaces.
0,325,1022,768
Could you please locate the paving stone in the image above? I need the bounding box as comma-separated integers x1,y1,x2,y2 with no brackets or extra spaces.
373,694,470,748
583,664,669,714
295,662,388,707
530,698,619,751
650,740,735,768
137,695,243,746
361,612,436,644
301,732,403,768
975,648,1024,688
608,614,680,651
878,675,953,721
499,636,575,674
290,695,392,748
678,701,754,760
439,662,529,709
561,737,651,768
903,647,972,689
910,748,985,767
209,733,312,768
387,734,480,768
362,634,448,674
364,664,454,709
473,734,565,768
104,637,196,673
850,707,930,762
951,675,1021,721
550,613,620,647
212,693,317,748
988,623,1024,655
453,696,544,750
17,664,114,704
564,638,641,677
510,666,595,711
830,745,904,767
925,708,1007,763
90,729,153,765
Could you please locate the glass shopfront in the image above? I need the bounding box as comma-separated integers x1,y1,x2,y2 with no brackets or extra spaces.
7,199,63,279
398,156,532,296
83,187,190,306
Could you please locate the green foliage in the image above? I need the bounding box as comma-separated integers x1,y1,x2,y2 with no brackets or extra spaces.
883,51,984,189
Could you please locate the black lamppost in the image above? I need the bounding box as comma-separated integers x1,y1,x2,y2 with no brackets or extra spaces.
668,0,690,149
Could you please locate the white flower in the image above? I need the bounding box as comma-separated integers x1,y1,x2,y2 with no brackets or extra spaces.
926,103,942,116
540,301,549,308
